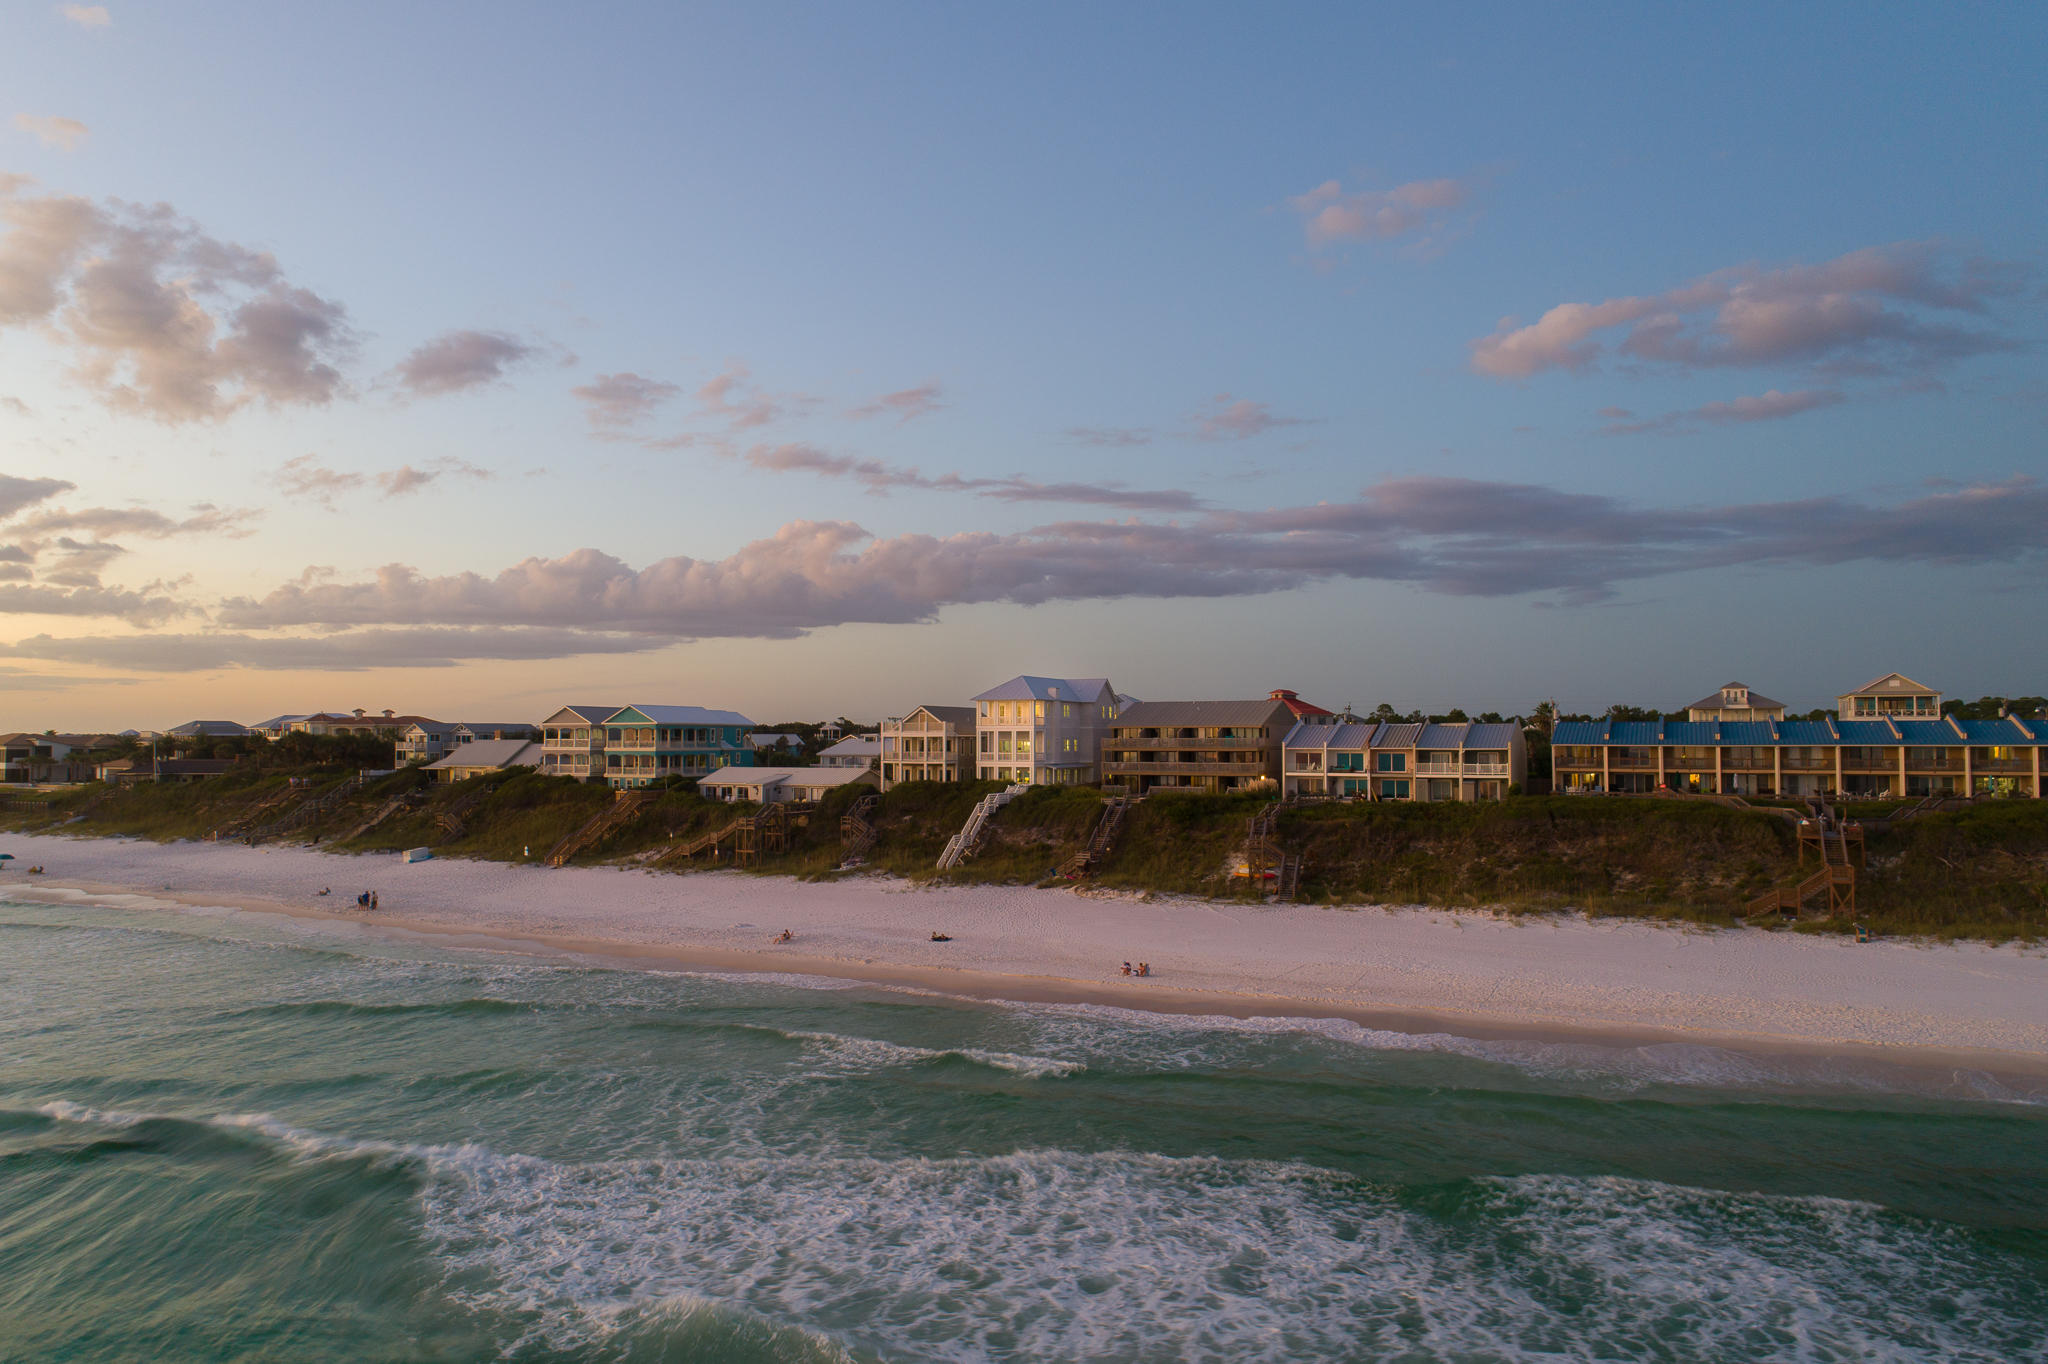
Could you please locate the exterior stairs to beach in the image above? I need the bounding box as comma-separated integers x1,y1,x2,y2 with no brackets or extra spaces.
246,775,363,845
839,793,881,865
1747,806,1859,920
1239,799,1306,903
435,777,505,840
1058,795,1133,880
937,783,1029,870
545,789,654,866
203,786,302,843
1274,852,1304,903
660,800,817,869
333,788,425,844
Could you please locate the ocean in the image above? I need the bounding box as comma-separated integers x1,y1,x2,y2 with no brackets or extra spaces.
2,888,2044,1363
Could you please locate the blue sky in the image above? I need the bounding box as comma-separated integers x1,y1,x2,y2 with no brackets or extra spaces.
1,2,2043,728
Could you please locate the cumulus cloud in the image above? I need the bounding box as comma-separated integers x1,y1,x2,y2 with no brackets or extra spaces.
58,4,110,28
0,474,73,519
189,474,2048,655
732,441,1204,511
571,371,680,429
391,329,532,396
1601,388,1846,436
13,114,90,151
1471,242,2024,381
1191,394,1309,440
847,381,944,424
0,179,353,421
1288,177,1469,250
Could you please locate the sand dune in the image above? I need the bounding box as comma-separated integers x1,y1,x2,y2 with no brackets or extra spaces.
4,831,2044,1064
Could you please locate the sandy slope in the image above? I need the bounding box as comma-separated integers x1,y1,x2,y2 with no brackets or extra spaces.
4,831,2045,1061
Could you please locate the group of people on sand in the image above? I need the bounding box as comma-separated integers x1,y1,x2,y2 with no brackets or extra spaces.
1120,961,1151,977
320,888,378,910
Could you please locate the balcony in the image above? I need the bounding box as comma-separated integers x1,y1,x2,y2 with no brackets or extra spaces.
1607,756,1658,770
1780,756,1834,771
1973,757,2032,773
1461,762,1509,777
1105,760,1275,778
1109,734,1269,748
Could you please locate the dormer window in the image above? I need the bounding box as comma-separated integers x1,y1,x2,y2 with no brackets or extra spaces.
1723,687,1747,705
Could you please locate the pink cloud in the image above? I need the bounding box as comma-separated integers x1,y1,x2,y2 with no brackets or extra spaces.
1472,242,2022,380
1287,177,1468,249
847,381,943,424
1191,394,1309,441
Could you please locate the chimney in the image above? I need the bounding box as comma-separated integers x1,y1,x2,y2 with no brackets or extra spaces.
353,708,367,718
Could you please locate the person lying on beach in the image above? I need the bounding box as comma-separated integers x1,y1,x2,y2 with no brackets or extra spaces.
316,888,330,897
930,932,952,942
773,929,793,943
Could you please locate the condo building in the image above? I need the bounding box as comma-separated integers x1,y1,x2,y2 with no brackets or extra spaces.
1282,721,1527,802
972,676,1121,785
1552,674,2044,799
1101,697,1297,794
878,705,976,789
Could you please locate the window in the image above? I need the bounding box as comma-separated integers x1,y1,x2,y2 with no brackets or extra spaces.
1380,779,1409,798
980,732,992,753
1377,753,1406,772
980,701,990,718
1035,701,1046,719
608,728,622,742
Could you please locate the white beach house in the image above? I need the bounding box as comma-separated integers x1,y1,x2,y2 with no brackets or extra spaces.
971,675,1121,785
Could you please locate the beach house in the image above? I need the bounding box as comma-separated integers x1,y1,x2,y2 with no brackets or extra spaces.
425,738,542,783
971,676,1121,785
599,705,757,788
1100,697,1298,794
538,705,619,781
878,705,976,789
396,721,461,766
698,764,875,803
1838,672,1942,720
818,734,880,769
1283,720,1526,801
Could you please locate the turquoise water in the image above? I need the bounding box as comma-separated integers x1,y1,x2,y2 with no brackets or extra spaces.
2,889,2045,1363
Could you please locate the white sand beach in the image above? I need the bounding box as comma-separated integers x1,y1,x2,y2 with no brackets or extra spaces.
4,831,2045,1065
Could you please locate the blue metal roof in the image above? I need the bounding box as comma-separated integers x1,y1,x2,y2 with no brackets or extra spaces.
1833,720,1900,744
1550,721,1607,745
1717,721,1779,745
1893,720,1961,744
1463,722,1519,749
1775,720,1837,744
1609,721,1665,745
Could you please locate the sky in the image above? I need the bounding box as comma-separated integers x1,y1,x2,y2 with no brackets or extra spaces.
1,2,2044,730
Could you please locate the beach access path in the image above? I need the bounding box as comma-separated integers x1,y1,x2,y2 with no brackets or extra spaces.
5,832,2045,1064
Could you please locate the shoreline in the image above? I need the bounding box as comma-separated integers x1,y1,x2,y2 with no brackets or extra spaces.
5,831,2047,1076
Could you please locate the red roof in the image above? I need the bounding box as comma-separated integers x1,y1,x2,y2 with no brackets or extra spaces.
1269,689,1333,719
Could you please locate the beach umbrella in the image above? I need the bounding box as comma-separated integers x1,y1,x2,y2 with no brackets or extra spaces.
0,853,14,860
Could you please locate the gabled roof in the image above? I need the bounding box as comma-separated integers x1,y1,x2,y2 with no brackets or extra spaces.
425,739,539,770
608,705,756,727
972,675,1114,703
901,704,977,727
1282,720,1375,749
1685,685,1785,712
401,721,461,737
541,705,623,725
1269,689,1334,719
1114,699,1294,729
1842,672,1938,696
700,764,874,788
167,720,249,736
1373,722,1425,749
820,734,880,754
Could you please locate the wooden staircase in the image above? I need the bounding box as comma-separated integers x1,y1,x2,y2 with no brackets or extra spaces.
1747,805,1859,920
544,789,654,866
246,775,363,844
203,786,301,843
660,800,817,868
937,784,1029,870
333,788,424,844
1058,795,1132,880
1274,852,1304,902
840,792,880,863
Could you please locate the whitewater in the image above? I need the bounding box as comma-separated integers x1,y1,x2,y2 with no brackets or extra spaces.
2,889,2044,1362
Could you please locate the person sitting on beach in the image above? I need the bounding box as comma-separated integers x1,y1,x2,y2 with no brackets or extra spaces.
1136,962,1150,977
1120,961,1132,976
773,929,793,943
317,887,330,897
930,931,952,942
